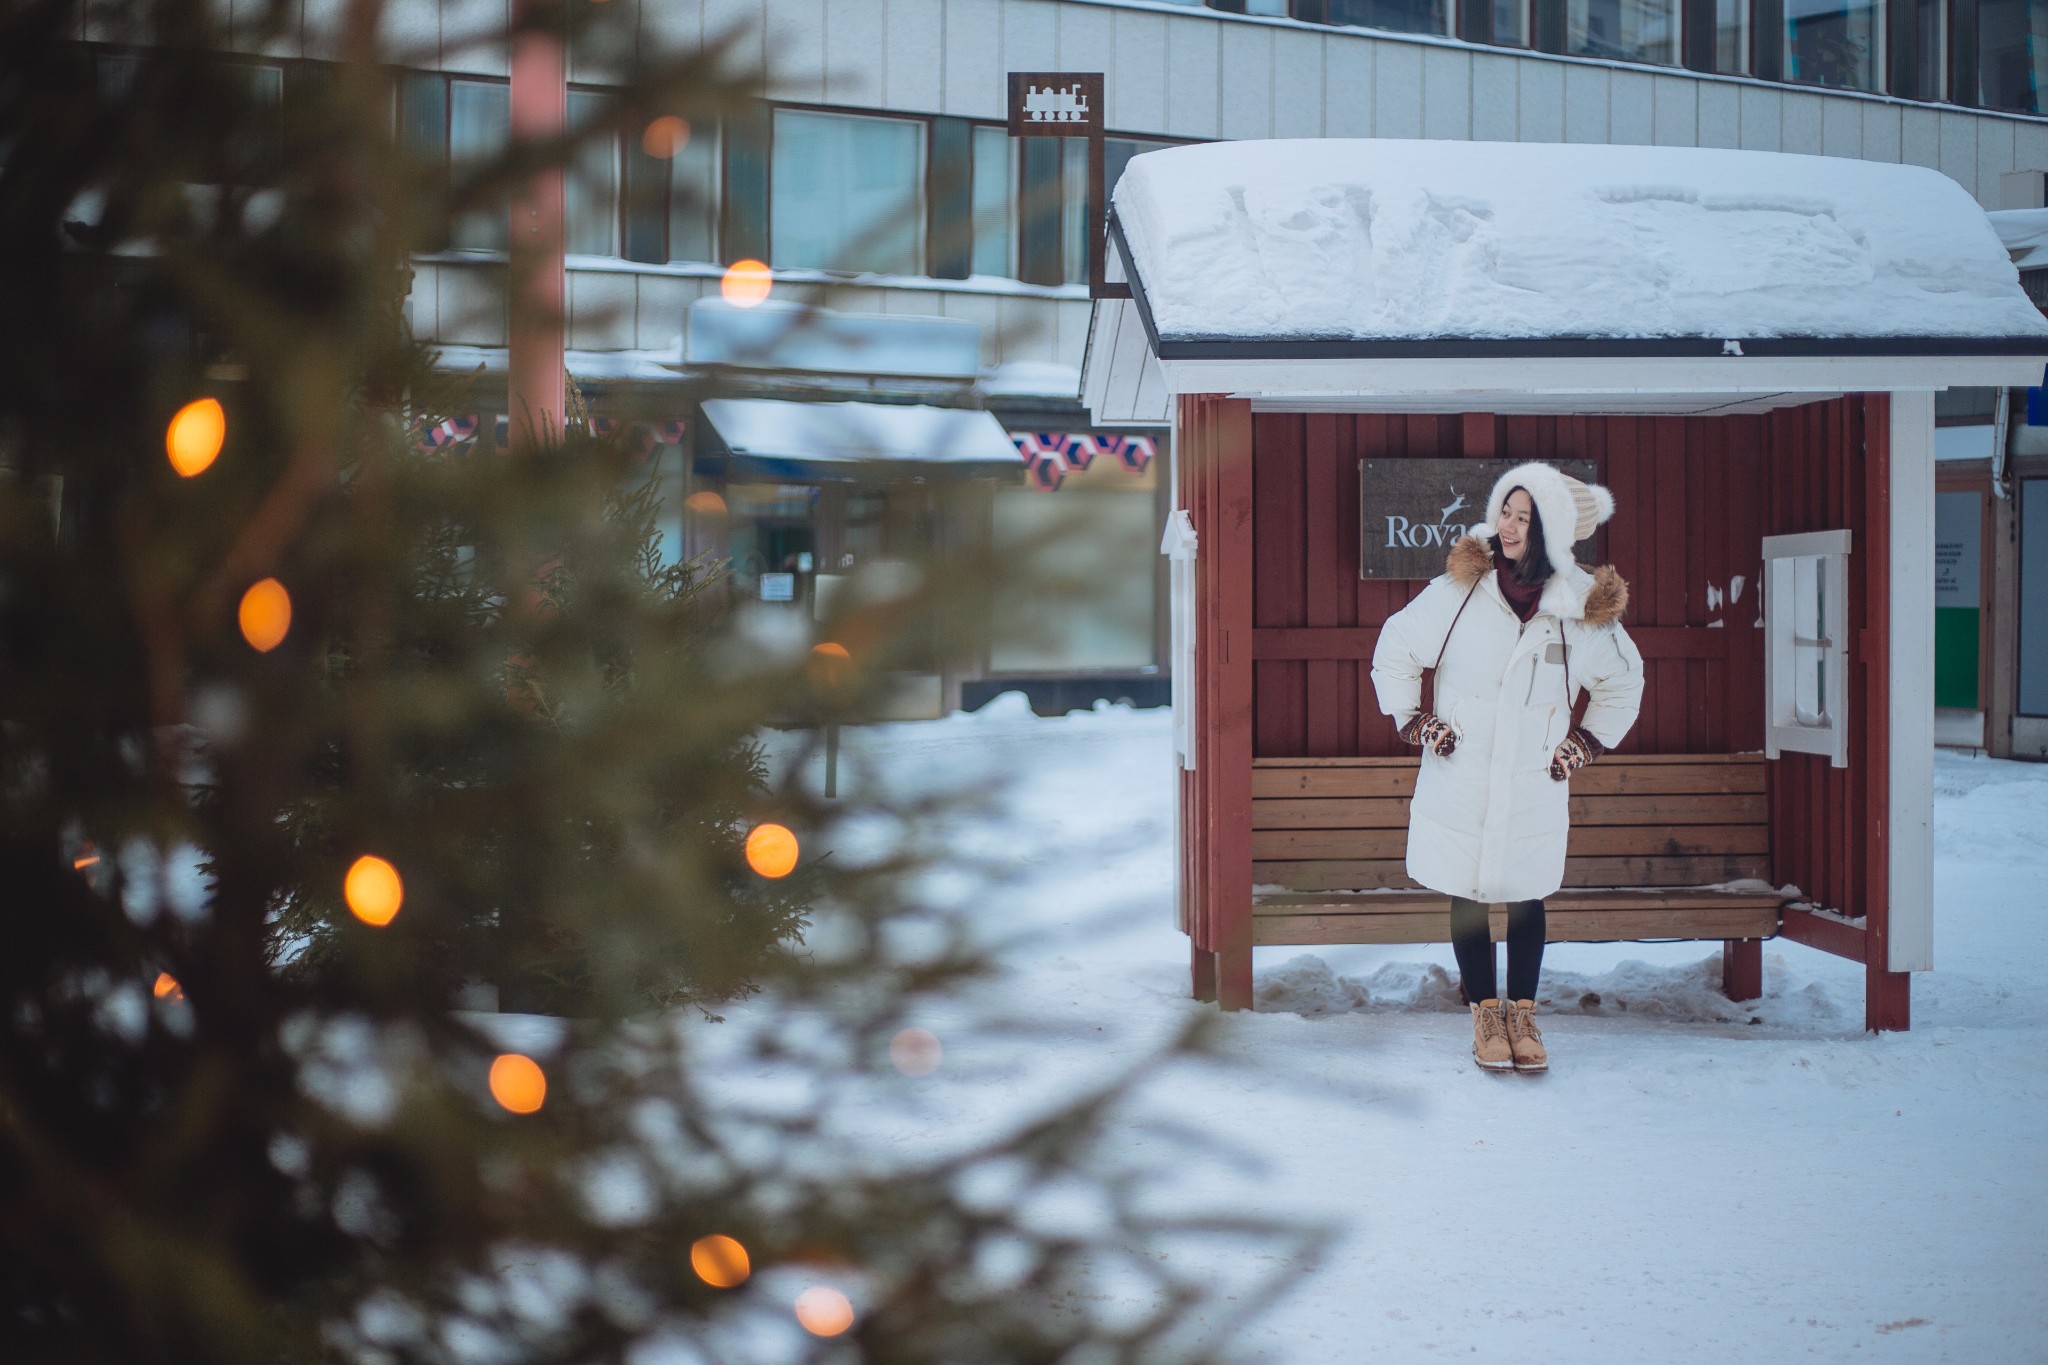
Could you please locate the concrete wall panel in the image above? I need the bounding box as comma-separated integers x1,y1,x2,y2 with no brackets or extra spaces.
1610,68,1656,144
1108,8,1169,132
1901,104,1941,168
1273,29,1326,138
1737,83,1781,150
1164,17,1221,138
1421,45,1470,140
1651,73,1696,145
1938,110,1979,194
1978,118,2017,205
1469,51,1517,142
1372,41,1422,140
1219,23,1274,140
762,0,828,102
1516,57,1563,142
1325,35,1375,138
1860,100,1901,162
943,0,1004,117
885,0,945,112
1564,64,1608,143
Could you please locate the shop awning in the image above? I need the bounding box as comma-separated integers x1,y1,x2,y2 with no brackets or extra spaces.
697,398,1019,479
1093,139,2048,417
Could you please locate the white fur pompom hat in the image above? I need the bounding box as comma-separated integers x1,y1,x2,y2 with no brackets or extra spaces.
1472,462,1616,578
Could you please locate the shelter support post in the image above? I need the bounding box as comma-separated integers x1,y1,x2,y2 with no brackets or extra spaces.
1867,390,1935,1031
1182,395,1257,1011
1721,939,1763,1001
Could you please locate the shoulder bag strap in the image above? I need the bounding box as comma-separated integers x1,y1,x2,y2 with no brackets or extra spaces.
1420,579,1481,717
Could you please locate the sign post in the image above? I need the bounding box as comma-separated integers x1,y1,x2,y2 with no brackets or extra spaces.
1006,72,1129,301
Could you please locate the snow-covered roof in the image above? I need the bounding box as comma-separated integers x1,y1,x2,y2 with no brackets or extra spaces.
1111,140,2048,354
698,398,1019,471
1988,207,2048,271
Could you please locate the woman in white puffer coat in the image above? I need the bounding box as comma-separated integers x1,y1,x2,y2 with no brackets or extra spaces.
1371,462,1644,1074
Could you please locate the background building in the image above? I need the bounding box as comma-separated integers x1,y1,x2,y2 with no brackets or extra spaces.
121,0,2048,734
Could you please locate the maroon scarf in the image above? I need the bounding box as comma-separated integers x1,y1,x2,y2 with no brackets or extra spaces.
1493,545,1545,623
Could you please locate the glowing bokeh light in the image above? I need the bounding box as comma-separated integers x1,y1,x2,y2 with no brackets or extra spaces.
488,1054,547,1114
744,823,799,879
153,972,184,1001
166,398,225,477
689,1234,751,1288
808,641,852,690
72,853,100,870
344,855,404,926
794,1286,855,1337
889,1026,942,1077
683,490,728,516
238,578,291,652
720,259,773,308
641,115,690,158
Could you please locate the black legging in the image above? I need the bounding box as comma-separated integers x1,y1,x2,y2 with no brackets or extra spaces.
1450,897,1546,1004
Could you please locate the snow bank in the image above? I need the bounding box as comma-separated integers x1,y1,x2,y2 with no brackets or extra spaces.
1113,139,2048,342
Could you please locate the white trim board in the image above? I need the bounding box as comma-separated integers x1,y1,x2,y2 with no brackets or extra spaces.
1889,391,1937,974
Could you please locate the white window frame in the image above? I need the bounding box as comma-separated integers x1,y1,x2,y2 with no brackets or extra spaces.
1762,527,1852,767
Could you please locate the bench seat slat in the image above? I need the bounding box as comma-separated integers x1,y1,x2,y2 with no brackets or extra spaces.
1253,764,1765,799
1252,792,1768,829
1254,824,1768,861
1256,852,1770,890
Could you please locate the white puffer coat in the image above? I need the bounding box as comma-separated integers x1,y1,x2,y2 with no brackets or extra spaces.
1370,535,1645,903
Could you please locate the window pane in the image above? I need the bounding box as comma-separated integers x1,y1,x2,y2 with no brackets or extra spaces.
770,109,924,275
970,125,1014,278
1062,138,1088,286
1785,0,1883,91
567,90,618,257
1495,0,1530,44
670,119,719,262
449,80,509,252
1978,0,2048,112
1323,0,1450,36
1909,0,1946,98
1568,0,1677,62
990,490,1158,672
1716,0,1751,71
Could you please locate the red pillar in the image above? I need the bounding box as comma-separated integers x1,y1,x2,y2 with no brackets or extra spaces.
1721,938,1762,1001
508,5,565,452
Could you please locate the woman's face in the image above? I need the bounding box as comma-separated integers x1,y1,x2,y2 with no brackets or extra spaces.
1497,488,1534,562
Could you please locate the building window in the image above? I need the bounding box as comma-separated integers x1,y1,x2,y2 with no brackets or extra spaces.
770,108,925,276
448,78,509,252
566,89,619,257
1494,0,1533,44
1976,0,2048,111
1569,0,1678,62
1321,0,1452,36
667,120,720,264
1786,0,1884,91
1763,528,1853,766
1716,0,1752,70
1062,139,1089,285
970,125,1015,278
1902,0,1946,98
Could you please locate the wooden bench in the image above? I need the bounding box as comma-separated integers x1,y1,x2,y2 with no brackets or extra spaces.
1250,754,1789,950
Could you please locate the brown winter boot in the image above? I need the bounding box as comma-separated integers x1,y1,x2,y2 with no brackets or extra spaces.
1470,999,1514,1071
1506,999,1548,1072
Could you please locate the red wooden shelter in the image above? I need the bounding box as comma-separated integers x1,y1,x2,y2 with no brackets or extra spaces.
1085,140,2048,1032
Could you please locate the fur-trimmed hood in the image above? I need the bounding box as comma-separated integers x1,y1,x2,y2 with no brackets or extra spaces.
1446,534,1629,627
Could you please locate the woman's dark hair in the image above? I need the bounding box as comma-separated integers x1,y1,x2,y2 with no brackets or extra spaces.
1491,487,1550,585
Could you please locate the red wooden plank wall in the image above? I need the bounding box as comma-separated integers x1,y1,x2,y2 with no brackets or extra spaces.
1764,396,1891,941
1248,412,1772,759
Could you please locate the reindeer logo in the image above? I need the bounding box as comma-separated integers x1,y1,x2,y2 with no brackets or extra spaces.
1437,487,1468,525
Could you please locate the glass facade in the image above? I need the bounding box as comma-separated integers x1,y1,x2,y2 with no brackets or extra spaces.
1718,0,1752,70
1979,0,2048,110
668,120,719,263
1569,0,1679,63
566,90,618,257
1323,0,1450,36
1784,0,1884,90
970,125,1014,278
448,79,509,252
769,108,924,276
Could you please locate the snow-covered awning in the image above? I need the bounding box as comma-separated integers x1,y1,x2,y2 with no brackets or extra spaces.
696,398,1019,479
1098,140,2048,415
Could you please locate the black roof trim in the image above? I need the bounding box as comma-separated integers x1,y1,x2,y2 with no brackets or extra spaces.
1106,210,2048,365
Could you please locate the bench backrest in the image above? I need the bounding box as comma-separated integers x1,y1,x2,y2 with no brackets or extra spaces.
1251,754,1768,893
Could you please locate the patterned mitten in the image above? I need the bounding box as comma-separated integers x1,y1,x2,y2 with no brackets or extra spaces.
1399,710,1458,758
1549,727,1605,782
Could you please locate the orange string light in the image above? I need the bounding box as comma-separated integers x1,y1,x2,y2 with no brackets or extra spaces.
488,1054,546,1114
683,490,728,516
343,855,403,926
720,259,773,309
794,1286,855,1337
166,398,225,477
689,1234,751,1288
238,578,291,652
744,823,799,879
641,115,690,158
152,972,184,1001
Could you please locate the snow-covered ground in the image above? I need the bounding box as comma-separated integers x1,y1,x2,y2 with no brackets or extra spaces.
773,697,2048,1363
